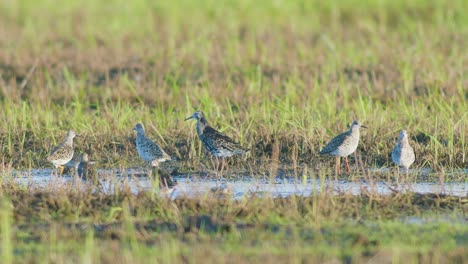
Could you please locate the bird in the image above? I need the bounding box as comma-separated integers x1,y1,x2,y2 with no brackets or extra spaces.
319,120,367,175
133,123,171,167
77,152,97,182
150,168,177,194
65,152,81,174
391,130,415,173
47,130,77,175
210,184,233,198
185,110,249,175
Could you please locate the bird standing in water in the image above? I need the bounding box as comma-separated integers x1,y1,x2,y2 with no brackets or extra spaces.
47,130,77,175
185,111,249,175
133,123,171,168
320,120,367,175
65,152,81,174
391,130,415,174
77,152,97,182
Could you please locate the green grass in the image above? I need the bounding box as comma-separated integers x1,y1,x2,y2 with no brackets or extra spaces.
0,0,466,172
0,0,466,262
1,184,467,262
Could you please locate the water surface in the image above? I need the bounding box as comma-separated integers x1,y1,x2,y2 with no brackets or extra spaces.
10,168,467,198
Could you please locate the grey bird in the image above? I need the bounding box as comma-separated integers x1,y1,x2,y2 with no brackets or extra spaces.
185,110,249,175
47,130,77,175
150,168,177,194
77,152,97,181
65,152,81,173
319,120,367,175
133,123,171,167
391,130,415,173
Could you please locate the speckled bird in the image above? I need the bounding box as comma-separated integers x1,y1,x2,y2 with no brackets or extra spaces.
319,120,367,175
185,110,249,175
47,130,76,175
133,123,171,167
391,130,415,173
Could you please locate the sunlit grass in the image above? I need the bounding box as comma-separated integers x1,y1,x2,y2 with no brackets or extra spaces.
1,0,467,172
0,0,466,262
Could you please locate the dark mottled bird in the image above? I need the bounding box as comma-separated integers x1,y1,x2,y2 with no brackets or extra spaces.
47,130,76,175
185,110,249,175
320,120,366,175
133,123,171,167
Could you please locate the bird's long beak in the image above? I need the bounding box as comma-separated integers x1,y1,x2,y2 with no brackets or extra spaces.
361,125,368,129
184,115,195,121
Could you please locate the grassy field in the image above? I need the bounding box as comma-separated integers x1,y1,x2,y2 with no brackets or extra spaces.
0,0,467,262
0,0,466,172
0,183,466,263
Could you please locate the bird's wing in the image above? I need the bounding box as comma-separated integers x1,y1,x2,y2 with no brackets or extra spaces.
48,143,62,156
204,126,248,152
319,132,347,154
145,137,171,160
48,144,73,160
391,145,400,159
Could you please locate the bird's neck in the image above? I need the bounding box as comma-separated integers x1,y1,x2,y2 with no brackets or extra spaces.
399,137,409,146
63,136,74,145
137,131,145,138
350,126,360,135
196,118,208,136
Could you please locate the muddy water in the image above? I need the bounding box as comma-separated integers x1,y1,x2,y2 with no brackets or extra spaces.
8,168,468,198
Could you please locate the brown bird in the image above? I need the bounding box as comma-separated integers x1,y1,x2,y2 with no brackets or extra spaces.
47,130,76,175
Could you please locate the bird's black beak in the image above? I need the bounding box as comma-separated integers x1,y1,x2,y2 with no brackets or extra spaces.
361,125,368,129
185,115,195,121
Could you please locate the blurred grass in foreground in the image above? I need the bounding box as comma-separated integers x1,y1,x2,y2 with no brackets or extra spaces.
0,182,465,262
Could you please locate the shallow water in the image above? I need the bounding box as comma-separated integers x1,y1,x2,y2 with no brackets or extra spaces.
9,168,468,198
398,216,467,225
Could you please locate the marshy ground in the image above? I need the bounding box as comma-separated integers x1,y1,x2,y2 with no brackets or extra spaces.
0,0,467,262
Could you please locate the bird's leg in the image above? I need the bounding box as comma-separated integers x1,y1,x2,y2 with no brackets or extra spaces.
219,158,226,177
344,156,351,173
335,156,341,176
59,166,65,175
214,157,220,175
212,157,219,186
209,155,214,170
395,166,401,187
